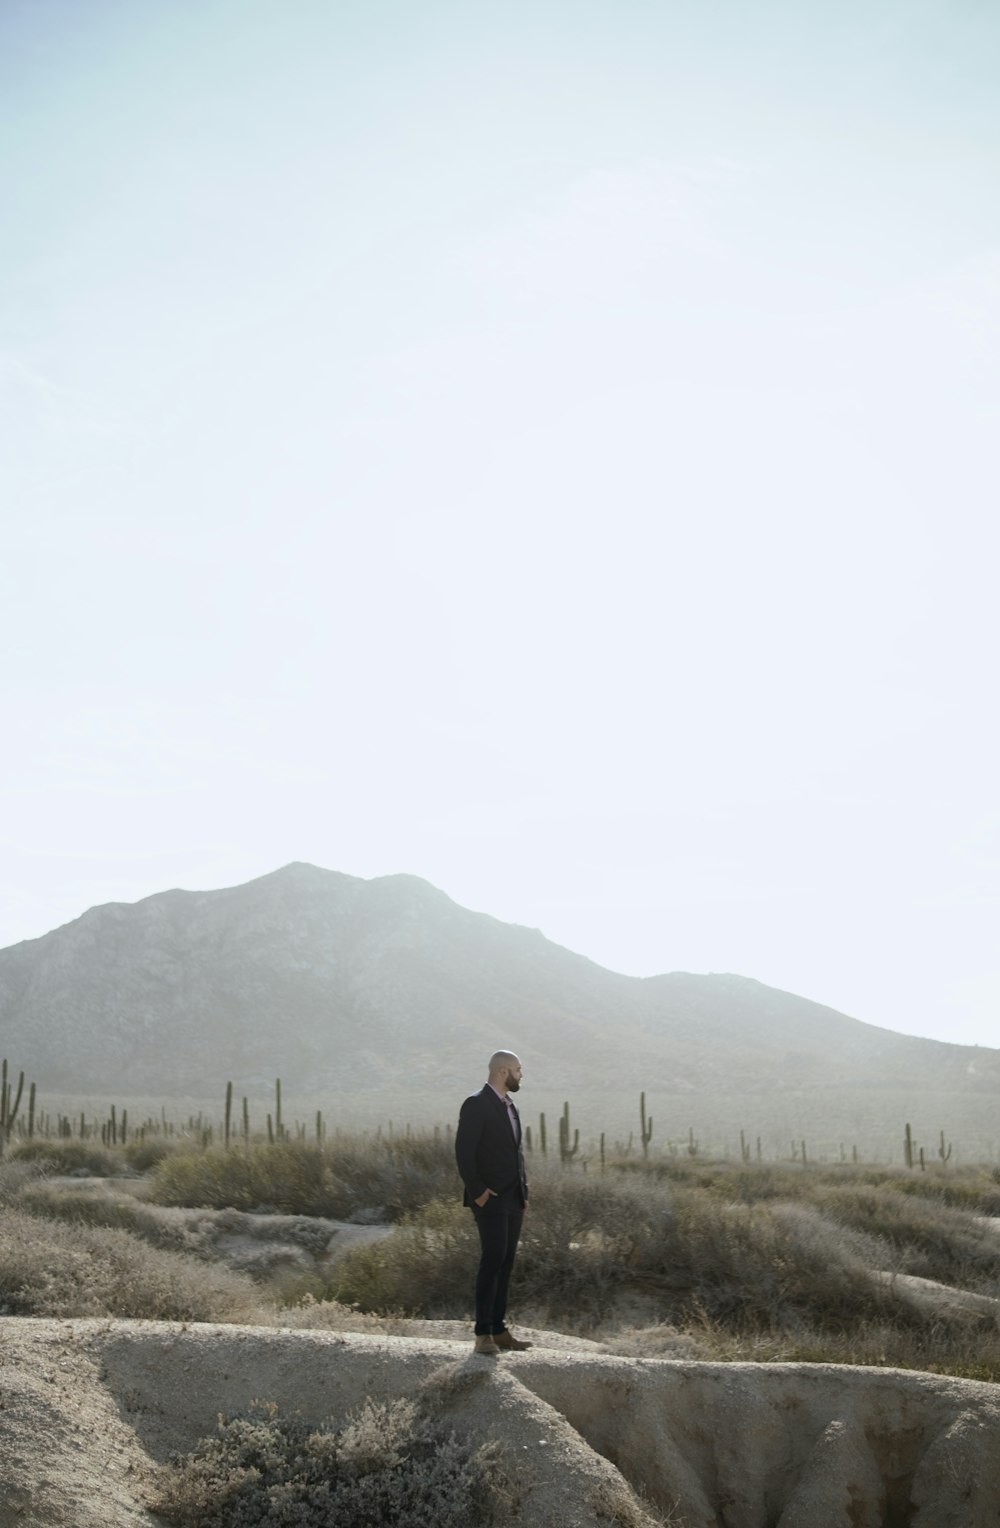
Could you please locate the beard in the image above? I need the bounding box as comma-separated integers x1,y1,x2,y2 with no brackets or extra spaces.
506,1077,521,1092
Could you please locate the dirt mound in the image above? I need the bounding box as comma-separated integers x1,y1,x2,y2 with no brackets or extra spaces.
3,1316,1000,1527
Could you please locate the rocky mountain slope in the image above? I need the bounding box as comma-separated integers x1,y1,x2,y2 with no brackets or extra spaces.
1,862,997,1118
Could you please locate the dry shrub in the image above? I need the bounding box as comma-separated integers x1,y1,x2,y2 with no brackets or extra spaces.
152,1142,343,1216
15,1180,217,1256
329,1199,476,1315
154,1397,512,1528
812,1183,1000,1292
9,1139,124,1175
0,1209,265,1322
125,1136,186,1172
327,1168,920,1335
149,1132,456,1221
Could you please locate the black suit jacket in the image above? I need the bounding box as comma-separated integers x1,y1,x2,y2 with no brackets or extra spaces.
455,1085,528,1210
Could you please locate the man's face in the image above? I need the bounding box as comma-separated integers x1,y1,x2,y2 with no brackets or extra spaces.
504,1059,523,1092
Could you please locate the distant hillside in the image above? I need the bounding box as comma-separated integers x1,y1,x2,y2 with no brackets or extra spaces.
1,864,998,1138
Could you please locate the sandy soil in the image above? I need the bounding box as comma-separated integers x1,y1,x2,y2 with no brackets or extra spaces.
3,1315,1000,1528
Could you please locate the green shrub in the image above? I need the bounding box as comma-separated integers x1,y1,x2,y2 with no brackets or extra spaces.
154,1398,511,1528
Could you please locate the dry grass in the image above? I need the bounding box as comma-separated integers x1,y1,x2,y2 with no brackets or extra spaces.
5,1137,1000,1382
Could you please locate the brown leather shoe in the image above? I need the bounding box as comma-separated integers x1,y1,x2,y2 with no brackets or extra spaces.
473,1335,500,1356
493,1330,532,1351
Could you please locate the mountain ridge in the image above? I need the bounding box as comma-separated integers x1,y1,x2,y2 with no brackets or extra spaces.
1,864,997,1133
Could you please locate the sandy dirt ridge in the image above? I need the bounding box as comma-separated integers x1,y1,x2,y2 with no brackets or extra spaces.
3,1316,1000,1527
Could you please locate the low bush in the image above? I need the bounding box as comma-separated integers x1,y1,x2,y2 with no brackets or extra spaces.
149,1132,457,1221
329,1166,907,1332
813,1183,1000,1293
152,1142,343,1216
0,1209,265,1322
14,1181,219,1260
154,1397,512,1528
125,1136,185,1172
328,1198,477,1315
8,1139,124,1175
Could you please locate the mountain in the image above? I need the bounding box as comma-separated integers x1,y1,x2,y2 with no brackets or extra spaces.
1,863,998,1145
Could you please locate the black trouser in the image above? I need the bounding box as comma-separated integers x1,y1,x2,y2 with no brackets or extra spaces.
471,1203,524,1336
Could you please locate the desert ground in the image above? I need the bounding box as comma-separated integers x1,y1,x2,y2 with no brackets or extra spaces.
4,1315,1000,1527
4,1137,1000,1525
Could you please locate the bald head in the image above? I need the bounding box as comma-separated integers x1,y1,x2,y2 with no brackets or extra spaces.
488,1050,523,1094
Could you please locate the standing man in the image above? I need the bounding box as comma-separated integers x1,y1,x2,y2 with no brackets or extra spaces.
455,1050,532,1356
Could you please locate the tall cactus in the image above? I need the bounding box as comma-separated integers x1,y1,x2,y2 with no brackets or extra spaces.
0,1060,26,1153
224,1081,233,1149
904,1122,914,1169
938,1130,952,1163
275,1078,283,1142
639,1091,653,1159
539,1112,547,1156
559,1100,579,1164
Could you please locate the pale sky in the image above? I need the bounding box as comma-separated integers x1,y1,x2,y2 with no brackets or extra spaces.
2,0,998,1046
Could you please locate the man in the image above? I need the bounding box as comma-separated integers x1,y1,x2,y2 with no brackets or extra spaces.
454,1049,532,1356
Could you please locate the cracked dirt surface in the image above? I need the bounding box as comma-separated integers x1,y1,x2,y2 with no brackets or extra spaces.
3,1316,1000,1527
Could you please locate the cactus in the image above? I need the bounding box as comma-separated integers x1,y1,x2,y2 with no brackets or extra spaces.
640,1092,653,1158
267,1112,275,1146
938,1130,952,1163
801,1139,807,1165
559,1101,579,1164
756,1135,762,1162
224,1082,233,1149
121,1108,128,1145
27,1083,36,1139
539,1113,547,1156
740,1129,751,1163
0,1061,26,1150
852,1144,859,1164
275,1079,283,1141
242,1096,250,1144
316,1110,324,1146
600,1131,606,1173
524,1124,532,1152
919,1145,926,1172
904,1122,914,1168
687,1126,698,1158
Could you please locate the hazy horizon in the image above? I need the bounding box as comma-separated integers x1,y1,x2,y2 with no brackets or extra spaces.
3,1,998,1048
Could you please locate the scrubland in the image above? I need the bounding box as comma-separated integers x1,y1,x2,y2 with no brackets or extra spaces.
3,1131,1000,1383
